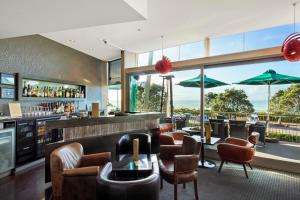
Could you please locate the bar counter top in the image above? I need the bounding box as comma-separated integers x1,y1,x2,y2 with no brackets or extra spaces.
0,113,66,123
46,112,165,130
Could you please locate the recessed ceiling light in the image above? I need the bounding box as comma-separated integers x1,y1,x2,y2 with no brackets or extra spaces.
137,28,141,32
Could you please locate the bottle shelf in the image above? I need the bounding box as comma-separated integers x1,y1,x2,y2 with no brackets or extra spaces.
22,78,86,99
21,97,85,101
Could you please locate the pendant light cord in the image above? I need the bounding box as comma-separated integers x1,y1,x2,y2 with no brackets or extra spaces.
161,35,164,58
294,3,296,32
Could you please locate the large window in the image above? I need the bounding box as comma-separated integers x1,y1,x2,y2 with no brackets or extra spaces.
180,41,204,60
108,59,121,111
137,22,300,66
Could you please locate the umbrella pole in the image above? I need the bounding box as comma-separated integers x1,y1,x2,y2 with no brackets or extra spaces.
267,84,270,119
267,84,271,132
200,66,205,139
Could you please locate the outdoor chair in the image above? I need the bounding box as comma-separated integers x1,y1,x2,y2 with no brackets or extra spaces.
229,120,248,140
248,122,266,145
209,119,228,140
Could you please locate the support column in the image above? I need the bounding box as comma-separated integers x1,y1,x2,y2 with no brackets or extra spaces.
121,50,126,112
204,37,210,57
200,66,205,138
201,37,210,137
101,61,108,113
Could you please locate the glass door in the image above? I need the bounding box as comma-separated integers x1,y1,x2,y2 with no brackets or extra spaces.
0,128,15,173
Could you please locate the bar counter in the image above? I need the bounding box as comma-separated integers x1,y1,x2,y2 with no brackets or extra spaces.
46,112,164,141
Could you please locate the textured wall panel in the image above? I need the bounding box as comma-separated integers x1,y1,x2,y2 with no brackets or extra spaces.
0,35,103,113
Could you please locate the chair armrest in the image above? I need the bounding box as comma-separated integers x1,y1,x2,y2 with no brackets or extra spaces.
217,143,255,163
225,137,249,146
81,152,111,167
159,145,182,160
174,155,199,173
62,166,99,177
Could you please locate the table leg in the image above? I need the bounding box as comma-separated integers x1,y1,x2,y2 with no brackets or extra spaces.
198,143,216,168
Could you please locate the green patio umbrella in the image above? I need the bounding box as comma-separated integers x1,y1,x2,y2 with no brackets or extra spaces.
177,75,228,88
235,69,300,117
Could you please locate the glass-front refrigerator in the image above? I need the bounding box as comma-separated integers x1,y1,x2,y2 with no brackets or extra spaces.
0,128,15,174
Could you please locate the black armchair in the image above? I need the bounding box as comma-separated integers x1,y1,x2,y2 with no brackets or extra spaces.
116,133,151,160
97,162,160,200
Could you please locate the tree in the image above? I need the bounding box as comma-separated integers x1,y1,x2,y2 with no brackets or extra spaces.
205,92,217,108
270,84,300,114
206,88,254,113
137,83,163,111
270,89,285,114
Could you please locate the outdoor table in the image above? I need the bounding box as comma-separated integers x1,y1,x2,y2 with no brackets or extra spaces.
182,127,221,168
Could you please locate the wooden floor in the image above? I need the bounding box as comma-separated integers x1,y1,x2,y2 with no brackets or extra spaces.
0,165,44,200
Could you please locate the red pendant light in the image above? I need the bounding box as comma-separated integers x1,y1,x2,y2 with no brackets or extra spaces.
155,56,172,74
282,33,300,61
282,3,300,62
155,36,172,74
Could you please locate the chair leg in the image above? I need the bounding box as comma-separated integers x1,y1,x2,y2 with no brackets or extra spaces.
183,183,186,189
218,160,224,173
194,180,199,200
174,183,178,200
248,163,253,170
160,176,163,189
243,164,249,179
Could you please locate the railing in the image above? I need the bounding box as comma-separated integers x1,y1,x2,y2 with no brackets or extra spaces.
174,110,300,143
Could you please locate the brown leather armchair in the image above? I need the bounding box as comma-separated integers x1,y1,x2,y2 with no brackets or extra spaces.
160,132,190,145
50,142,111,200
159,136,201,200
217,134,259,178
160,134,175,145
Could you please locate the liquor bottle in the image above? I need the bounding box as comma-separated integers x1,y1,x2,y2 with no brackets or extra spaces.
23,82,28,97
36,86,40,97
58,87,62,98
54,87,57,98
81,89,85,98
62,87,65,98
31,86,36,97
27,84,32,97
50,87,54,98
65,88,69,98
44,87,47,97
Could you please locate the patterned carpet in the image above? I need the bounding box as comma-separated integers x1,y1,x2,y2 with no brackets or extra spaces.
160,161,300,200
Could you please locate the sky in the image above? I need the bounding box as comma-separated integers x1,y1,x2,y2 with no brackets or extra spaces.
109,22,300,111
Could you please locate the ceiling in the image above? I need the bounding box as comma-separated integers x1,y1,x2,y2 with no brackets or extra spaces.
0,0,146,38
2,0,300,61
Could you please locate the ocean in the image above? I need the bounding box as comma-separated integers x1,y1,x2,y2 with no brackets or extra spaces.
173,100,268,112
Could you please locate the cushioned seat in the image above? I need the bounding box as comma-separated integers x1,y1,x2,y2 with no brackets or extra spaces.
217,134,259,178
96,162,160,200
159,136,201,200
50,142,111,200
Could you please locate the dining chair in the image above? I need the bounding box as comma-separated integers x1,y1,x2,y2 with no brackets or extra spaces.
159,136,201,200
